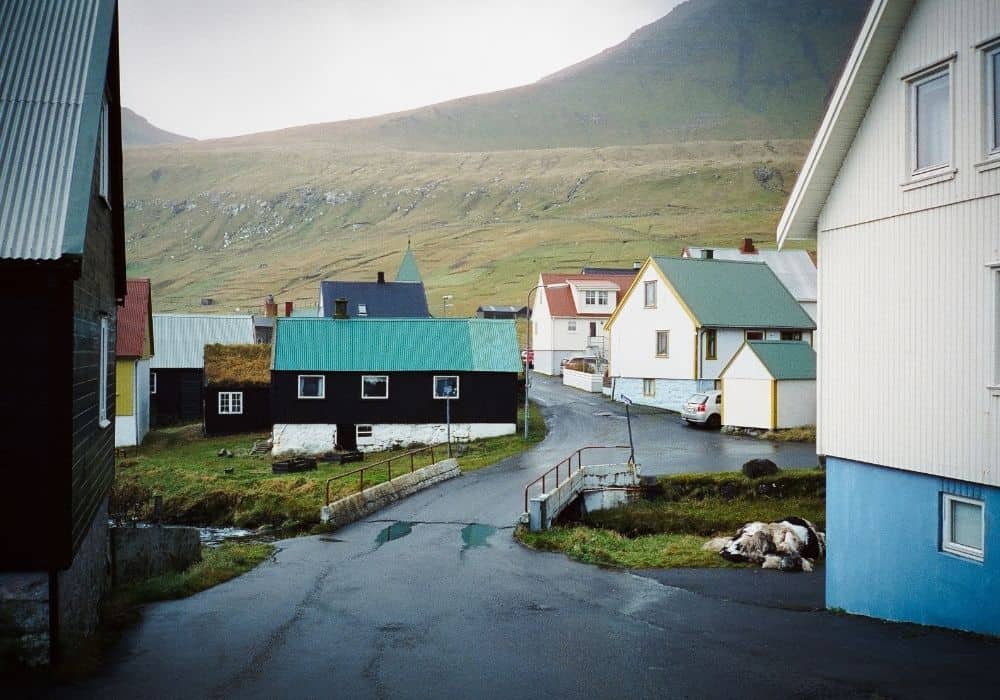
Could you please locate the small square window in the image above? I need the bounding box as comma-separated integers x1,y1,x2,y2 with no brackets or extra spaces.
644,281,657,308
358,303,368,316
746,330,764,341
656,330,669,357
942,493,985,561
584,290,596,305
362,375,388,399
218,391,243,415
597,291,608,305
910,67,951,173
357,424,373,438
780,331,802,342
642,378,655,397
434,375,459,399
567,320,577,332
298,375,325,399
150,371,157,395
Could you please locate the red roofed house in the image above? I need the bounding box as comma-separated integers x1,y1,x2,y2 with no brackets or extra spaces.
115,279,154,447
530,269,636,375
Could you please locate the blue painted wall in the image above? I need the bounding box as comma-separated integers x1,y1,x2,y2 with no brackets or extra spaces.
612,377,715,412
826,457,1000,636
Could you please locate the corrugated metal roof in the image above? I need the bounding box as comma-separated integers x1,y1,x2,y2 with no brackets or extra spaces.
653,257,816,329
150,314,256,369
477,305,523,313
0,0,115,260
395,243,422,283
747,341,816,380
319,281,430,318
116,279,152,358
272,318,522,373
685,247,817,302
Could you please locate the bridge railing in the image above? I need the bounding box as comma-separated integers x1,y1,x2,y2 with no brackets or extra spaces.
325,445,437,504
523,445,632,513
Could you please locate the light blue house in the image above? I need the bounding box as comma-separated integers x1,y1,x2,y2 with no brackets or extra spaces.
778,0,1000,635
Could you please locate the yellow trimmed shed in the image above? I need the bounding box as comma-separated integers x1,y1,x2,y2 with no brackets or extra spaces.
719,341,816,430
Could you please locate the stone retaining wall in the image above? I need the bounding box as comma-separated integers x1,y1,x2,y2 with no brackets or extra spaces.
110,526,202,586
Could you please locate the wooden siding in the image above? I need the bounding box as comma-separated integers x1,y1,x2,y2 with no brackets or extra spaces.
151,368,203,426
271,371,518,426
115,358,134,416
204,386,271,437
821,0,1000,233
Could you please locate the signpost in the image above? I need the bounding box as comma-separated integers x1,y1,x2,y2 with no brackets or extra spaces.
621,393,635,464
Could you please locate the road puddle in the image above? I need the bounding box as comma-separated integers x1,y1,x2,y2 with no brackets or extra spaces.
374,521,413,547
461,523,497,550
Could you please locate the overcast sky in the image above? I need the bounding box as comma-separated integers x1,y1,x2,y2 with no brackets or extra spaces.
119,0,683,140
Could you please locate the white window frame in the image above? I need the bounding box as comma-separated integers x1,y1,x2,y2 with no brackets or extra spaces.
986,43,1000,156
150,370,157,395
298,374,325,399
433,375,460,399
356,424,374,438
567,320,577,333
218,391,243,415
655,330,669,358
642,378,655,397
361,375,389,400
941,493,985,562
644,281,657,308
906,60,953,176
358,303,368,317
597,290,609,306
99,96,110,203
98,316,110,428
584,290,596,305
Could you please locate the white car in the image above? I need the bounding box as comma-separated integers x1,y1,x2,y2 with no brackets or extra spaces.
681,390,722,428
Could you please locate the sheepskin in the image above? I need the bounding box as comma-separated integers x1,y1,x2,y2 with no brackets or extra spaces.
703,517,825,572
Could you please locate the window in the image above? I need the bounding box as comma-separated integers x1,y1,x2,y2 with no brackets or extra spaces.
150,371,157,395
656,330,670,357
780,331,803,342
988,44,1000,155
567,320,577,333
434,375,460,399
910,66,951,173
705,329,717,360
644,281,657,308
746,330,764,341
98,316,109,427
941,494,985,561
362,375,389,399
298,375,325,399
642,378,655,397
218,391,243,415
358,303,368,317
584,290,609,305
98,96,110,202
357,425,373,438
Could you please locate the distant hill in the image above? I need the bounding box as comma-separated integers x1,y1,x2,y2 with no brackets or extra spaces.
122,107,194,148
226,0,869,152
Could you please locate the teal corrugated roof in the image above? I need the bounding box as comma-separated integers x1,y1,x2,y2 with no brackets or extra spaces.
395,243,422,283
747,341,816,380
652,257,815,329
273,318,522,372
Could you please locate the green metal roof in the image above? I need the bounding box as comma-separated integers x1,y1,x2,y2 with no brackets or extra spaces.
272,318,522,372
652,256,816,329
747,341,816,380
395,243,423,283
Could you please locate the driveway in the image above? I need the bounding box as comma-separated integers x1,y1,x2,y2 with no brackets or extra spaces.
54,376,997,699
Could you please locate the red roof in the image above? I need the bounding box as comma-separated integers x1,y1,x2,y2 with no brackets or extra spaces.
540,272,636,317
116,279,153,358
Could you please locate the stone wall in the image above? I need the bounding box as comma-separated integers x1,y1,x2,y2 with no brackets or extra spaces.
110,526,201,586
612,377,714,412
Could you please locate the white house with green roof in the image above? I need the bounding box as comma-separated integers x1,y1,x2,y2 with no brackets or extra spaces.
270,317,521,456
604,256,816,412
719,341,816,430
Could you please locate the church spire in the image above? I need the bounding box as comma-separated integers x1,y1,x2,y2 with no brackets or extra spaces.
395,240,422,283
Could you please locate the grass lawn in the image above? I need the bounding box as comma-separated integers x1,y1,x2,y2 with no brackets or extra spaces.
516,469,825,569
116,401,545,529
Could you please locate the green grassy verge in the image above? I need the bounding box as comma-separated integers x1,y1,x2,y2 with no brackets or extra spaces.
117,402,545,528
759,426,816,442
516,469,825,569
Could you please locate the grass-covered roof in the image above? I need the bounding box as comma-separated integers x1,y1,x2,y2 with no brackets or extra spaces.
203,343,271,387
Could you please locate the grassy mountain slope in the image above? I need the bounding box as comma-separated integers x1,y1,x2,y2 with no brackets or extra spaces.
220,0,867,152
123,107,194,147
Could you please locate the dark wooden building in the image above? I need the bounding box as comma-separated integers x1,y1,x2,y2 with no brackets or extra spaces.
270,318,522,456
149,314,255,426
0,0,125,663
203,344,272,436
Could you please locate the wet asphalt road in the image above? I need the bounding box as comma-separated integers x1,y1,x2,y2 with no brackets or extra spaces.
52,376,997,699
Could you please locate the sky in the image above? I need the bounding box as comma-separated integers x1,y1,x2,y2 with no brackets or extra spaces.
119,0,684,140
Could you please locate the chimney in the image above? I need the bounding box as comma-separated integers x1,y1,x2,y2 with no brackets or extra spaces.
740,237,757,254
334,298,349,319
701,249,714,260
377,271,385,284
284,301,294,317
264,294,277,317
632,260,643,270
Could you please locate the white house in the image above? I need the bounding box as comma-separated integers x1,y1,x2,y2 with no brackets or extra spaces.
777,0,1000,636
530,271,636,375
683,238,818,321
718,341,816,430
605,256,815,412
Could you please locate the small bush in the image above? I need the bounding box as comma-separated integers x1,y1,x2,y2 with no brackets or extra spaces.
109,476,152,526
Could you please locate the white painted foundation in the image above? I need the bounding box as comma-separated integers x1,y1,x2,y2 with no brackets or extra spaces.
272,423,517,456
115,416,137,447
272,424,338,457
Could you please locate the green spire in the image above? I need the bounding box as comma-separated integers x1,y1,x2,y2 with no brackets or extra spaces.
395,239,422,283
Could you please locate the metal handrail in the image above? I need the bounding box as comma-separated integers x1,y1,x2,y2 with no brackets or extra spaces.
523,445,631,513
324,445,436,503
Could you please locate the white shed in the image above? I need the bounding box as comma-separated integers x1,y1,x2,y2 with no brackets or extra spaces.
720,341,816,430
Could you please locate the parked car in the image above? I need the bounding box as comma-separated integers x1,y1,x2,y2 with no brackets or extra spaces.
681,390,722,428
559,355,597,375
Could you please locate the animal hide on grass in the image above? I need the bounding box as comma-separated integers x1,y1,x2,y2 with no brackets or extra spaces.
703,517,825,572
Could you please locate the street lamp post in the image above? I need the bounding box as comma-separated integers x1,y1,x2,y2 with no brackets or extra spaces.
441,294,453,317
523,282,569,440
